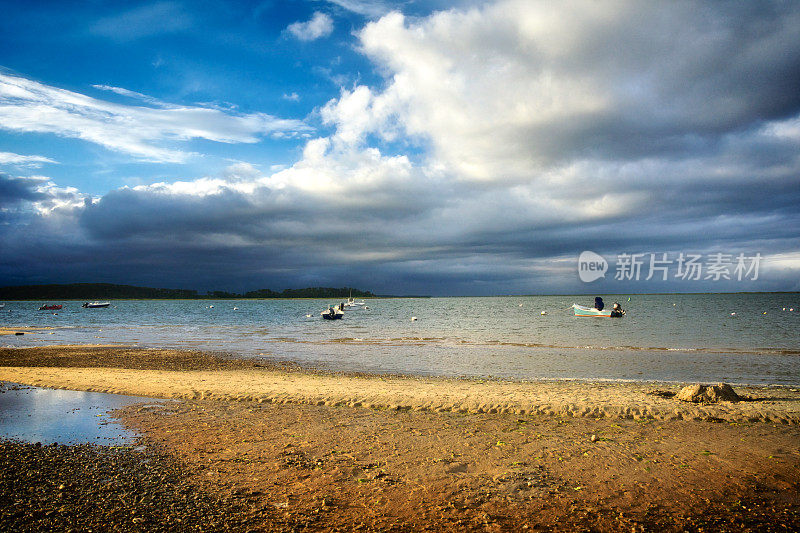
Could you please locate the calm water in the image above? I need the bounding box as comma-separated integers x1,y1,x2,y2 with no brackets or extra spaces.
0,381,156,444
2,294,799,385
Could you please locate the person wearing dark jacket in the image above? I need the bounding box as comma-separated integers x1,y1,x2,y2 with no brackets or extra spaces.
594,296,604,310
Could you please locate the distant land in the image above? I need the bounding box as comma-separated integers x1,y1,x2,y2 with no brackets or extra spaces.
0,283,380,300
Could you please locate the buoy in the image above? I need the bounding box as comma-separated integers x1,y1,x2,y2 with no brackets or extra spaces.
763,311,767,315
411,316,417,321
540,311,547,315
731,312,736,316
233,307,238,310
306,314,312,318
519,304,523,307
791,308,795,312
783,307,787,311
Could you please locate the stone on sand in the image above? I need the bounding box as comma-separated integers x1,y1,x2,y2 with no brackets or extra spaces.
676,383,740,403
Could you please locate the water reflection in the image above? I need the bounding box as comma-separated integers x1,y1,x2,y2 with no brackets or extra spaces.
0,381,160,445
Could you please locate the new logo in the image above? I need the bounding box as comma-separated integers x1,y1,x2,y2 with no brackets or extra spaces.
578,251,607,282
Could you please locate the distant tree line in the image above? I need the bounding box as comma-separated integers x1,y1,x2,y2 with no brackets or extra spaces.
0,283,377,300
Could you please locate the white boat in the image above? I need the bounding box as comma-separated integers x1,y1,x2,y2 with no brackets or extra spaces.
572,303,624,317
82,301,110,308
344,296,366,308
0,303,5,309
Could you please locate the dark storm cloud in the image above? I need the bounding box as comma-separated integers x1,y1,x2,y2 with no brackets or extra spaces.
533,2,800,164
0,173,45,207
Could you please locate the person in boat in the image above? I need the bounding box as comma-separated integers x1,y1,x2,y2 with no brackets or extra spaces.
594,296,604,311
610,302,625,317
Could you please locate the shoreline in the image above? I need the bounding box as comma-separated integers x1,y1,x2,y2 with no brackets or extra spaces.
2,345,800,531
2,346,799,424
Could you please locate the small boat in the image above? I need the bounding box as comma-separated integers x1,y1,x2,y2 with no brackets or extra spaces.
39,304,63,311
0,303,5,309
572,304,624,317
344,293,367,309
321,305,344,320
82,301,110,308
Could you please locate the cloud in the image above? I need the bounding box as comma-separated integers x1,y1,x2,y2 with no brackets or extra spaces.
1,1,799,294
286,12,334,41
0,173,84,218
92,85,169,106
324,0,393,18
0,173,47,207
357,1,800,182
0,152,57,168
0,73,311,163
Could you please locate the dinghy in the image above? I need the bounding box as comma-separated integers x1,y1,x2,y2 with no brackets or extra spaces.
572,304,624,317
321,305,344,320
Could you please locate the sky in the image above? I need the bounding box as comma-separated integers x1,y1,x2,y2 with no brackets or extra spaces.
1,0,799,296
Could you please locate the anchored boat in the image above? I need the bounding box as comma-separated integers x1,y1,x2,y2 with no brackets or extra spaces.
321,305,344,320
572,303,625,317
82,301,110,308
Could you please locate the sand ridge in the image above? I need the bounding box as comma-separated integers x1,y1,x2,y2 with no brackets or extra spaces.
2,364,798,424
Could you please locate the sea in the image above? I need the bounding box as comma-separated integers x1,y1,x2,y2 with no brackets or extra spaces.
2,293,799,387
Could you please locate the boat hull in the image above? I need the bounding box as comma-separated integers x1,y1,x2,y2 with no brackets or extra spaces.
572,304,621,317
83,302,110,308
39,304,62,311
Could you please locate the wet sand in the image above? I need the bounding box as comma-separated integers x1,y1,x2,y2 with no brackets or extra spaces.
2,346,799,531
0,326,52,336
2,346,799,424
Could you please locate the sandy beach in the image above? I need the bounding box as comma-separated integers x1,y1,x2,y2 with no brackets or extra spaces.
2,346,799,531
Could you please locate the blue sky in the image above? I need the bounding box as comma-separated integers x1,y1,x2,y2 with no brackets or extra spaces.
1,0,799,295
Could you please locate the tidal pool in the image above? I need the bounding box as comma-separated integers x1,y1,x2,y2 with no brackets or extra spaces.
0,381,161,445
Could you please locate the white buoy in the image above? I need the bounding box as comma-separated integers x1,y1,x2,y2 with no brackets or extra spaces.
209,305,214,309
540,311,547,315
731,312,736,316
411,316,417,321
783,307,786,311
233,307,238,310
791,308,795,312
519,303,523,307
306,314,312,318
